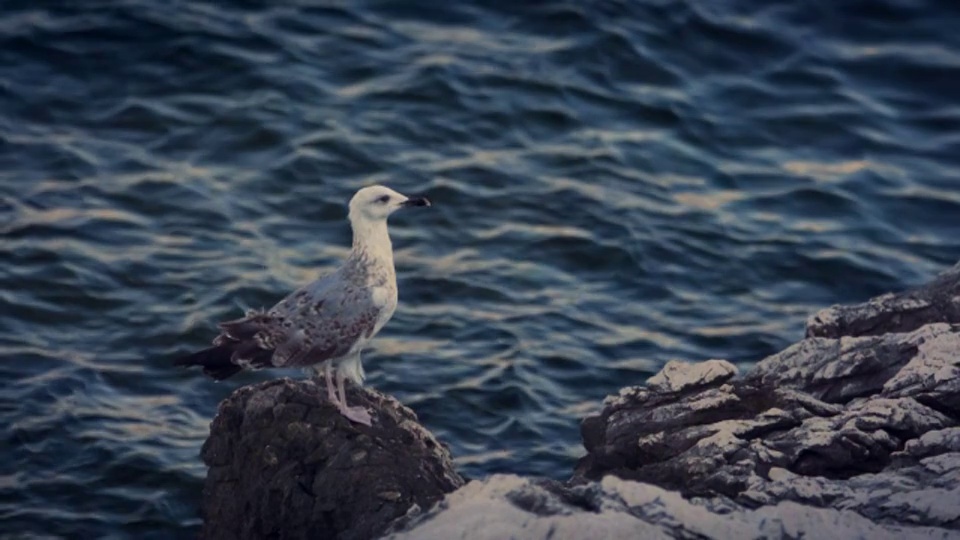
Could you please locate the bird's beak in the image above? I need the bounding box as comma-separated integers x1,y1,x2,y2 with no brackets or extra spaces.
401,195,431,208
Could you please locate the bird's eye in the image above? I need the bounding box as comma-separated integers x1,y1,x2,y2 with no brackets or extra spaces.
376,195,390,204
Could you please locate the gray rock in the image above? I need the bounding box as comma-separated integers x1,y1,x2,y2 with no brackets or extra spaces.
748,323,958,404
200,378,463,540
575,324,960,531
387,474,956,540
567,262,960,536
807,262,960,338
647,358,739,393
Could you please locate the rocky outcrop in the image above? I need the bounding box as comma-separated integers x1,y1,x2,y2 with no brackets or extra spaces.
576,324,960,506
200,378,463,540
569,264,960,535
387,474,956,540
807,261,960,338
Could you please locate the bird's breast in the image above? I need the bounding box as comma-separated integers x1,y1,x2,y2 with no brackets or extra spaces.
370,284,397,309
369,283,398,334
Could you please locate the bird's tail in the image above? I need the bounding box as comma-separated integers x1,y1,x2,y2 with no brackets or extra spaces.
173,345,243,380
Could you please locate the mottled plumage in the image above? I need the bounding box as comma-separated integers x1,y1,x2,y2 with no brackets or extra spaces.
175,185,430,425
213,253,395,371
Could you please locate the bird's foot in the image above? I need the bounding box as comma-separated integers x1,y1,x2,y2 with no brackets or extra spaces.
325,378,339,405
338,404,373,426
322,363,339,405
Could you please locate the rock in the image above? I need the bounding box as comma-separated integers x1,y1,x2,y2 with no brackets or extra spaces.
748,323,958,404
807,262,960,338
200,378,463,540
387,474,956,540
575,322,960,532
646,358,738,393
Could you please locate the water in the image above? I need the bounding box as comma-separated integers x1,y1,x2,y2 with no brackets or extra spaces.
2,0,959,536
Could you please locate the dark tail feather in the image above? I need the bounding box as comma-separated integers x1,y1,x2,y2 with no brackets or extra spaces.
174,345,243,380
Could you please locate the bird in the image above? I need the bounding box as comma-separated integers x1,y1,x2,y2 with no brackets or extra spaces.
174,185,431,425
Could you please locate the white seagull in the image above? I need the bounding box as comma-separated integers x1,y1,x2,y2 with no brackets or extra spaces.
175,185,431,425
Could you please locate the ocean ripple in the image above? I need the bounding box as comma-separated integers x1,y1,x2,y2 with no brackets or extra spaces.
2,0,959,536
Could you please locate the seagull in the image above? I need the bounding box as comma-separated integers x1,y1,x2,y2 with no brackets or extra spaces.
174,185,431,425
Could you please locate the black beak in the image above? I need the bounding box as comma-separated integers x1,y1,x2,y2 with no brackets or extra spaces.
401,195,431,208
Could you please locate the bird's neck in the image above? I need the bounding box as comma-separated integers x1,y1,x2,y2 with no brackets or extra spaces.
350,217,394,267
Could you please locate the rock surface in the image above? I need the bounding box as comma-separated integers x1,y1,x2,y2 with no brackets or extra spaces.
387,474,956,540
574,328,960,528
807,261,960,339
200,378,463,540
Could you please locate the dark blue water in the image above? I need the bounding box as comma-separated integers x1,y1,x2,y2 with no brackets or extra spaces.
2,1,959,537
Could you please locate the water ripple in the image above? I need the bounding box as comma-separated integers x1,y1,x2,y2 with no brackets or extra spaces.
2,0,959,536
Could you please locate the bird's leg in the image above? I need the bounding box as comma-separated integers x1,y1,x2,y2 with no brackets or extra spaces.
324,361,339,405
335,367,372,426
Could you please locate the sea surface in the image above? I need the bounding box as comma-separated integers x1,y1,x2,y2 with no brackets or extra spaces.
2,0,959,537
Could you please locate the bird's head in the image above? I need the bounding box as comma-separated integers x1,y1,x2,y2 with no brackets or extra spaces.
348,185,431,224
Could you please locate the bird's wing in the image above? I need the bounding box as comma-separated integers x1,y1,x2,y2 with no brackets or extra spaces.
215,272,383,369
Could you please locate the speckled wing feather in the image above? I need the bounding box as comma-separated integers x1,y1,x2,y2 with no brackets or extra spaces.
214,270,382,369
